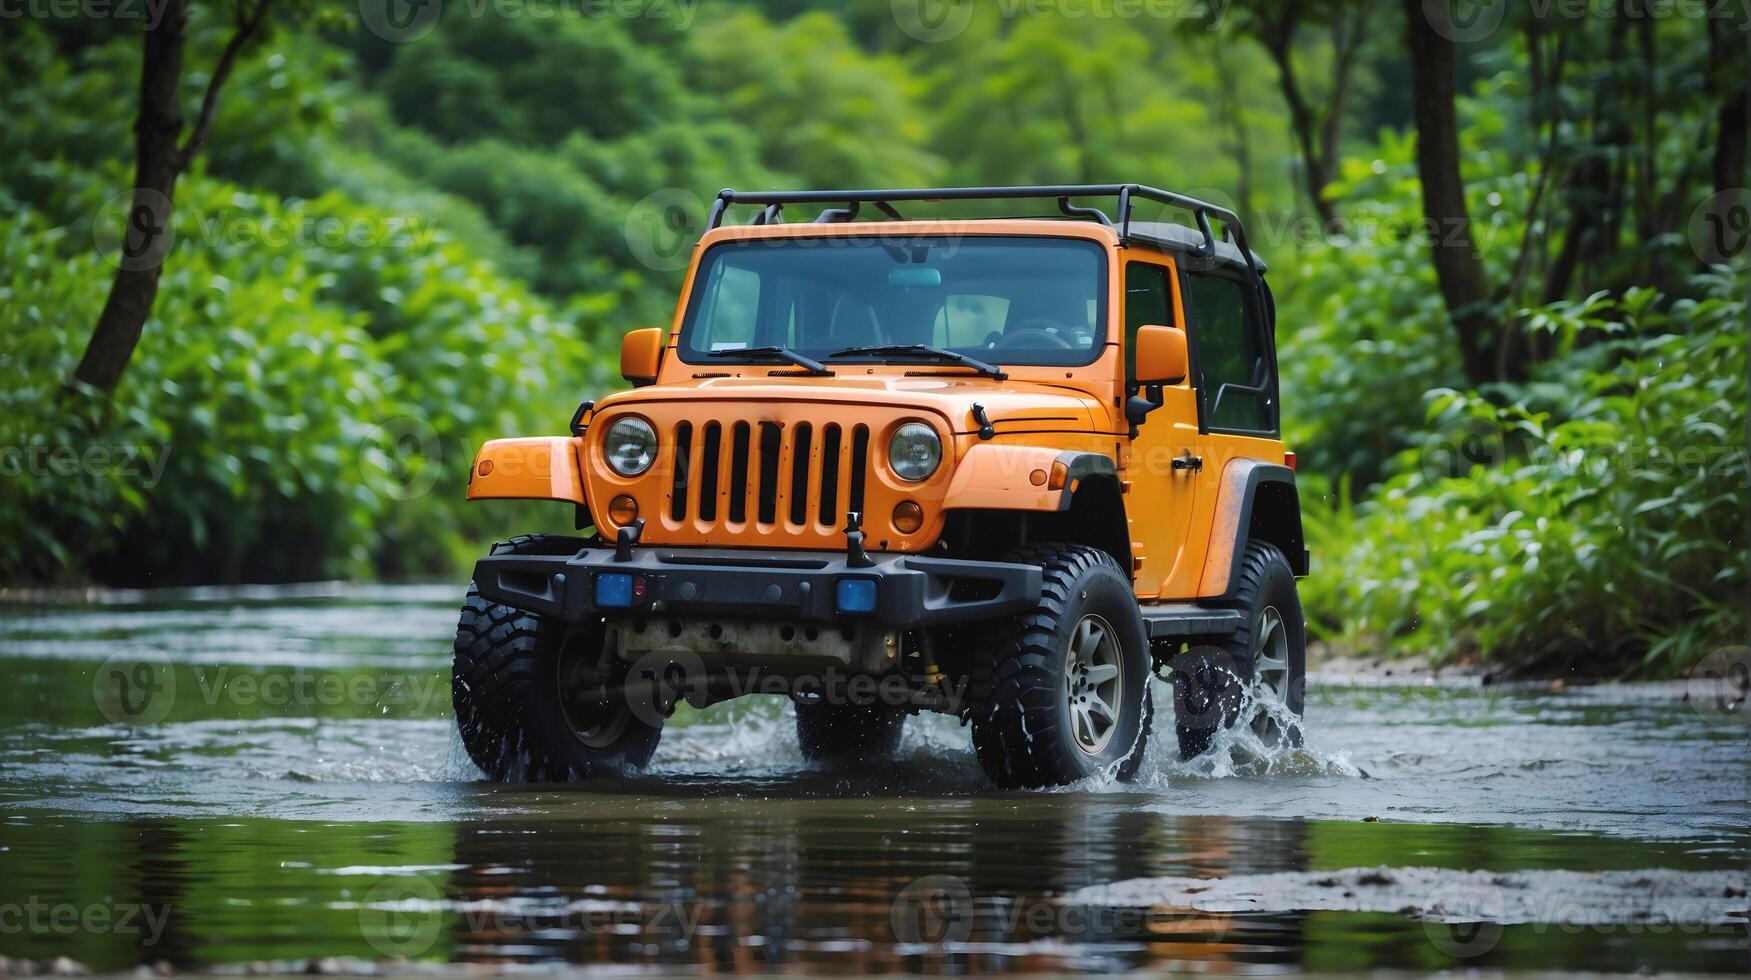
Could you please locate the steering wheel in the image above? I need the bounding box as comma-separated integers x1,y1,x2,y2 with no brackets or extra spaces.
996,322,1074,350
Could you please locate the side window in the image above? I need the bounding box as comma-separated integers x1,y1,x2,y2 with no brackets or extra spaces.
1123,262,1173,380
1184,272,1274,432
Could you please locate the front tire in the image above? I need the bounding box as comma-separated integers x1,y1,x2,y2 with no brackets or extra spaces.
1171,541,1306,759
970,544,1152,788
453,538,662,782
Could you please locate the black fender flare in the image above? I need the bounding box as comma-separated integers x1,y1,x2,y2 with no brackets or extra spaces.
1198,459,1308,601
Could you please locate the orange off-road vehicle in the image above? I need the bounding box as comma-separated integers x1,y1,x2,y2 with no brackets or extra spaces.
454,185,1307,788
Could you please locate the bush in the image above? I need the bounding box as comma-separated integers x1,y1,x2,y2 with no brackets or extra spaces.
1300,275,1748,676
0,166,607,585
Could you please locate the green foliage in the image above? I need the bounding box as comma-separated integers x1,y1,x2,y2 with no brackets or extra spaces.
1300,275,1748,675
1,155,600,583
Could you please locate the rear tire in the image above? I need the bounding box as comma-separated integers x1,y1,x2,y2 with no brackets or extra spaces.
794,699,906,764
1171,541,1306,759
453,538,662,782
970,544,1152,788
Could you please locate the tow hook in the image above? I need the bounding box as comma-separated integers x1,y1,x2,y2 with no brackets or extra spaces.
843,512,875,568
615,518,645,562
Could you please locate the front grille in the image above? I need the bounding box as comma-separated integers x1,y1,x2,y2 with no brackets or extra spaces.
668,420,871,531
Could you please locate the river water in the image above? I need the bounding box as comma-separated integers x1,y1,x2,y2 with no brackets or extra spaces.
0,585,1745,974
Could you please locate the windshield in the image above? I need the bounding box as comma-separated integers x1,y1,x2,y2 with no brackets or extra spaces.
677,236,1107,368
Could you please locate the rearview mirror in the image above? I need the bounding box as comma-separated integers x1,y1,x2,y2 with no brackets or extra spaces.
1133,325,1188,385
620,327,664,386
887,267,942,288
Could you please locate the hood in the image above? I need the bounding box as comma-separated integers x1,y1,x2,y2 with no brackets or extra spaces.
594,375,1117,437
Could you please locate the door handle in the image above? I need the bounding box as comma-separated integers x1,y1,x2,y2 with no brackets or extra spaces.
1172,454,1203,474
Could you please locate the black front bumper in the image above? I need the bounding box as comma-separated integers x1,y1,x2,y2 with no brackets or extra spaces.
474,546,1042,628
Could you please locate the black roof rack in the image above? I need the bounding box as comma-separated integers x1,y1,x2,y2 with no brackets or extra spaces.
706,184,1264,279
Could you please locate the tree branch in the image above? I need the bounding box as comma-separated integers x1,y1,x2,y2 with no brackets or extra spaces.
177,0,274,170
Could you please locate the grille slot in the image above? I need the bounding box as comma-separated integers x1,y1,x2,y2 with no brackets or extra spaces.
756,422,782,525
669,422,692,521
848,425,870,519
662,417,869,536
728,422,751,524
789,423,813,526
697,422,721,522
818,425,842,528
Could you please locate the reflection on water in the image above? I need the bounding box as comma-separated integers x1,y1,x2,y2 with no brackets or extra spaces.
0,586,1745,974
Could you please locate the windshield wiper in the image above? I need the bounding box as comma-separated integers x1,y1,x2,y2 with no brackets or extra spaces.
828,344,1006,380
706,346,832,376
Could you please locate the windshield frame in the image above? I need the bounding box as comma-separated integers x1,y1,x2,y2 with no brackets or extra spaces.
673,233,1111,370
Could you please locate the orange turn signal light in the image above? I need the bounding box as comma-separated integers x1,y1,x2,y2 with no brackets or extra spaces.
892,500,924,534
608,494,639,526
477,459,494,477
1047,460,1069,491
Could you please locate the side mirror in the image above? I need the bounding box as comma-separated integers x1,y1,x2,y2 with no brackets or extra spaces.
1134,325,1188,385
620,328,664,387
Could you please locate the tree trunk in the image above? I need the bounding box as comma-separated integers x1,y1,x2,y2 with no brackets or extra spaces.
1264,29,1337,227
1709,15,1749,196
72,0,191,393
1402,0,1503,387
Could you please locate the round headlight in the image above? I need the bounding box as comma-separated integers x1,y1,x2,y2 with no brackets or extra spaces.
888,422,942,482
603,417,657,476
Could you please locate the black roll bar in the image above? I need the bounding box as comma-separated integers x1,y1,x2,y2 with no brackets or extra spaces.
704,184,1260,280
